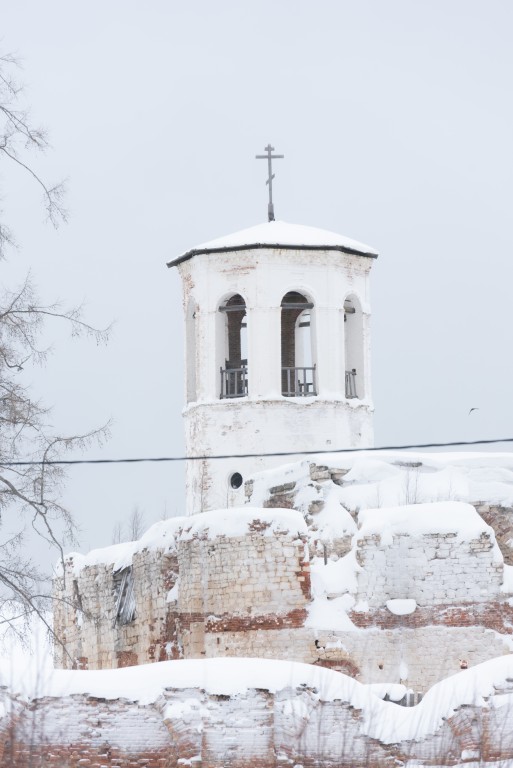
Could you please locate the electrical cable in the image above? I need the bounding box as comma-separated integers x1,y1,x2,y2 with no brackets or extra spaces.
2,436,513,467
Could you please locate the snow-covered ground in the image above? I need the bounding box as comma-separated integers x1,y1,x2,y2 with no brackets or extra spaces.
1,637,513,746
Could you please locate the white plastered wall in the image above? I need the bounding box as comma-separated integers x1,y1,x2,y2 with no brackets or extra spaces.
177,247,374,515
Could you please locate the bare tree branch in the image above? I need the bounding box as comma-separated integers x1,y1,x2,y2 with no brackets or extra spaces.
0,49,111,639
0,51,67,259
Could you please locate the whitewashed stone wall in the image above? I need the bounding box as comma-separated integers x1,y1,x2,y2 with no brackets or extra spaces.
176,523,311,658
177,530,308,615
203,627,317,662
313,626,512,692
200,623,512,691
184,399,373,514
355,531,503,608
176,242,375,515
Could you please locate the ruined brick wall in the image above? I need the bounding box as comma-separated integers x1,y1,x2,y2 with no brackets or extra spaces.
176,526,311,658
54,548,180,670
204,627,317,662
354,530,503,608
245,462,513,570
53,492,513,694
251,462,354,559
203,621,512,692
3,694,173,767
164,688,277,767
3,681,513,767
54,511,316,672
476,503,513,565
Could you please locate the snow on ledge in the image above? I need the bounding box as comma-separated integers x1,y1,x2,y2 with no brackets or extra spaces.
357,501,494,543
19,655,513,745
386,599,417,616
59,507,307,576
178,507,307,541
245,451,513,512
63,516,187,576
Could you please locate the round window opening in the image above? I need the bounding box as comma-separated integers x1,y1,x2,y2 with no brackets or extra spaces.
230,472,243,490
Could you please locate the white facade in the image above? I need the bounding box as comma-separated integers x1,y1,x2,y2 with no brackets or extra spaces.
168,221,377,515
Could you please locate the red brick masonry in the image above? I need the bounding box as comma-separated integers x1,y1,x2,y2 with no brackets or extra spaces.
350,601,513,633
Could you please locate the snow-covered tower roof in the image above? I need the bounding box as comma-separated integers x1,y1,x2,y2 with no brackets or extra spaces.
168,219,378,515
168,220,378,267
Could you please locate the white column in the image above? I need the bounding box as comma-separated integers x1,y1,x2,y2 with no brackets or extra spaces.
314,306,342,397
247,306,281,398
196,307,218,401
362,311,372,401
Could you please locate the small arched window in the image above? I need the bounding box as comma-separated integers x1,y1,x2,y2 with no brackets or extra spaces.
219,294,248,399
281,292,316,397
344,296,364,399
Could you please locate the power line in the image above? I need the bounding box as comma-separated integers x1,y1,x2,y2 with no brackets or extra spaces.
2,436,513,467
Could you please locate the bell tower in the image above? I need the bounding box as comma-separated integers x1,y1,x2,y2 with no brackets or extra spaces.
167,219,378,515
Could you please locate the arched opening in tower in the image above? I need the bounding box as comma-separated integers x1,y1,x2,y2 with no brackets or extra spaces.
281,291,316,397
344,296,364,399
219,294,248,398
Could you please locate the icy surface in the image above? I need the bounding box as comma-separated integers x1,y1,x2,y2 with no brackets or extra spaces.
180,220,378,257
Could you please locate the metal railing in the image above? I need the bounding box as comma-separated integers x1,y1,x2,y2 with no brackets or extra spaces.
220,365,248,399
282,366,317,397
345,368,358,399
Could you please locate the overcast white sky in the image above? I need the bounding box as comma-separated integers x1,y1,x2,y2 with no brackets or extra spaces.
2,1,513,565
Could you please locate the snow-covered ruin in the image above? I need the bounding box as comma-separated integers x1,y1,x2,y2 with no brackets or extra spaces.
7,220,513,766
55,453,513,692
48,451,513,766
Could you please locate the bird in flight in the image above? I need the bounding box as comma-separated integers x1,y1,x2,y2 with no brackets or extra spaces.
468,407,479,415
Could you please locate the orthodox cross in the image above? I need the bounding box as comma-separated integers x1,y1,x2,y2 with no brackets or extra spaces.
255,144,284,222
